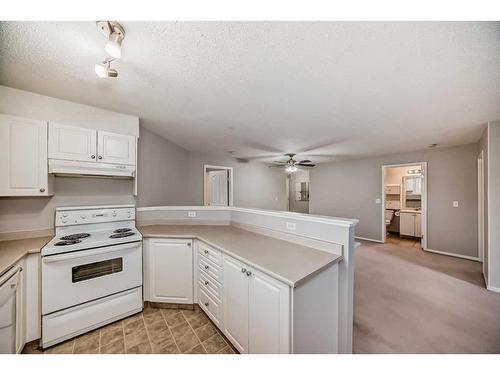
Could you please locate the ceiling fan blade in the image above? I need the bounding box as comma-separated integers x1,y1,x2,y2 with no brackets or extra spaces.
297,163,316,167
272,161,288,164
299,160,311,163
268,164,285,168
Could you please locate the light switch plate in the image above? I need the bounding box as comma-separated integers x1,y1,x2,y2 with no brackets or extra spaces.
453,201,459,208
188,211,197,217
286,222,297,231
375,198,381,204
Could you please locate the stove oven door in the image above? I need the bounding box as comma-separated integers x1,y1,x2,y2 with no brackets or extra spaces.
42,241,142,315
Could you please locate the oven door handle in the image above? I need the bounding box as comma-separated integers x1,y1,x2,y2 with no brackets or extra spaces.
42,242,141,263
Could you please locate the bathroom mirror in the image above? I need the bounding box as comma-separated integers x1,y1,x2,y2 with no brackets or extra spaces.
403,175,422,209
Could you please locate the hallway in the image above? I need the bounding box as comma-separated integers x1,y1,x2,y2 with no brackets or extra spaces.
353,239,500,353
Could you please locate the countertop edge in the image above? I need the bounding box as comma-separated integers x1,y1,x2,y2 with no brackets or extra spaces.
138,228,343,287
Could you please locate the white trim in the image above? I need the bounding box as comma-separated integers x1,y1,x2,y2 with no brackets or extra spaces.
355,236,384,243
136,206,358,227
486,123,491,287
203,164,234,206
423,248,480,262
381,162,427,249
486,285,500,293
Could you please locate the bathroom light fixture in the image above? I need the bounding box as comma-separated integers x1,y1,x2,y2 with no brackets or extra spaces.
96,21,125,59
94,60,118,78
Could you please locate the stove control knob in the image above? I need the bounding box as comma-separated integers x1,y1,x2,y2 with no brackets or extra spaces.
81,215,87,219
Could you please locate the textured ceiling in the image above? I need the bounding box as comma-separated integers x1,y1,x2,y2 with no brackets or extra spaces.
1,21,499,163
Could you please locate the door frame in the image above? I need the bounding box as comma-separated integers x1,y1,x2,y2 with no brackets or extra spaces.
203,164,234,206
477,150,485,263
381,162,428,249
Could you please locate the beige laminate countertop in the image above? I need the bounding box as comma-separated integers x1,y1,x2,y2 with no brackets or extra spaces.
0,236,51,277
138,224,342,287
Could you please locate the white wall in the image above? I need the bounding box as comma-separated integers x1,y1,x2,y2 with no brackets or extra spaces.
310,143,479,258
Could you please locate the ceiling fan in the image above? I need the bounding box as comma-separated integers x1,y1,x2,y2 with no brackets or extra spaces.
270,153,316,173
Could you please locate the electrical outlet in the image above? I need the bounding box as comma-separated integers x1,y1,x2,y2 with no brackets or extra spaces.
188,211,197,217
286,222,296,231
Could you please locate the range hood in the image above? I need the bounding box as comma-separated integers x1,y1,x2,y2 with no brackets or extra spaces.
49,159,135,178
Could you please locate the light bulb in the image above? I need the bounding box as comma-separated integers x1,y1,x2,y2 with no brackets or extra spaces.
285,165,298,173
105,32,122,59
94,63,107,78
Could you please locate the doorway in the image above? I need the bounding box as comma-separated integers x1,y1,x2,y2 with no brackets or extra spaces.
286,170,310,214
381,162,427,249
203,165,233,206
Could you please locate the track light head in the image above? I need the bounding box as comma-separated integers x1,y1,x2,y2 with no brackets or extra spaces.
97,21,125,59
94,60,118,78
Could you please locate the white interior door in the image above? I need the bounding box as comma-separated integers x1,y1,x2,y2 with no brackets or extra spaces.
207,170,229,206
0,114,48,196
222,256,249,353
48,123,97,162
97,131,136,165
249,269,290,353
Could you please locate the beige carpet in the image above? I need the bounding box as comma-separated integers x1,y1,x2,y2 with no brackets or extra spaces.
353,238,500,353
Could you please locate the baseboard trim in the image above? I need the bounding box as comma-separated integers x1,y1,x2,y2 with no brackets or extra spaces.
355,236,383,243
423,248,480,262
486,285,500,293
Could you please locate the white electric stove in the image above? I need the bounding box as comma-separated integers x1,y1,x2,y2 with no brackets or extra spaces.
41,204,143,349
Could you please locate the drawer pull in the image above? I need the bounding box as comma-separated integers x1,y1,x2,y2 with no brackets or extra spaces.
241,268,246,273
204,265,209,270
204,302,209,307
204,281,209,286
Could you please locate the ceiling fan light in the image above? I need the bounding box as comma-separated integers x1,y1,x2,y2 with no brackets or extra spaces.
105,32,122,59
285,165,298,173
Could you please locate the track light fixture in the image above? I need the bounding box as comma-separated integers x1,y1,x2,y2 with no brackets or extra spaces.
96,21,125,59
94,60,118,78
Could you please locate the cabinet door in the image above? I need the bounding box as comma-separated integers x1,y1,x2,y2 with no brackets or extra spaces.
148,239,193,304
222,256,249,353
414,214,422,238
0,114,50,196
48,123,97,162
249,269,290,353
399,212,414,236
97,131,136,165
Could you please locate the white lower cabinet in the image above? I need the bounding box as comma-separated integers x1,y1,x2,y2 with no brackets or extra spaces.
399,212,422,238
221,254,290,354
144,239,193,304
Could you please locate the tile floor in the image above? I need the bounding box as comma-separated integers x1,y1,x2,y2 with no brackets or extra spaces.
22,303,237,354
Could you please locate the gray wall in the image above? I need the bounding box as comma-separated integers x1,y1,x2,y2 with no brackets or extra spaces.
136,127,191,207
186,152,287,211
310,143,479,258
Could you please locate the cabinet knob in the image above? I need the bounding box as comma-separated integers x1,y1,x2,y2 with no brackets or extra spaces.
241,268,247,273
204,250,209,254
39,188,45,193
187,243,191,247
246,271,252,277
98,155,103,160
204,281,209,286
204,302,209,307
91,155,96,159
204,265,209,270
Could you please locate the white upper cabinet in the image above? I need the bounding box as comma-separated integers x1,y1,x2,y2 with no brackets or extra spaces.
48,123,97,162
49,123,136,166
97,130,136,166
0,114,53,196
248,268,290,354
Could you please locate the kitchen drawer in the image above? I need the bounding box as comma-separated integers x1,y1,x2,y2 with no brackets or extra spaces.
199,287,221,327
198,269,222,302
198,256,222,284
198,242,222,267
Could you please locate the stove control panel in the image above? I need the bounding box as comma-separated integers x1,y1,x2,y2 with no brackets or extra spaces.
56,207,135,226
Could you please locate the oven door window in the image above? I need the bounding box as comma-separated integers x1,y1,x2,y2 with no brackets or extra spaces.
72,258,123,283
